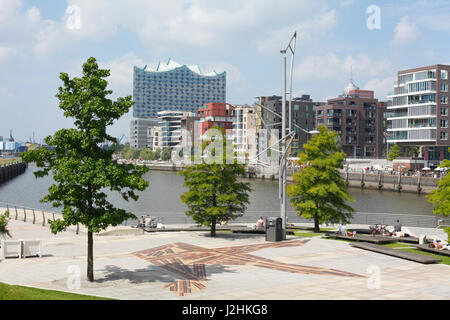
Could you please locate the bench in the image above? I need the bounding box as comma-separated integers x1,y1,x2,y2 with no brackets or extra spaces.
325,233,397,244
0,240,22,259
414,244,450,257
375,235,420,244
351,243,442,264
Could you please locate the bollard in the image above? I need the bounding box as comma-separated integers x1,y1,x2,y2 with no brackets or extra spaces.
76,224,79,235
32,209,36,224
361,170,365,189
417,175,422,194
15,206,18,220
23,207,26,222
42,211,45,227
52,213,55,222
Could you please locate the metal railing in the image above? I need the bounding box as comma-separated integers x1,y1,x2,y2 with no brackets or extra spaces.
2,202,448,230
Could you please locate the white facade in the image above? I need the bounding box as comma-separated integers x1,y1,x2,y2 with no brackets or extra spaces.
233,105,258,162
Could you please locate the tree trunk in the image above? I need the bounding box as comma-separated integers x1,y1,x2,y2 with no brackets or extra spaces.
211,217,216,238
87,231,94,282
313,214,320,233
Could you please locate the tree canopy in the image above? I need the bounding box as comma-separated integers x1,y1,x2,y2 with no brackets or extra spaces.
179,127,251,237
21,57,149,281
287,126,354,232
427,148,450,217
388,144,401,161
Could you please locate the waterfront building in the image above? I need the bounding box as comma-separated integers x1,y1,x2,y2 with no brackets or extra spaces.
158,111,194,149
255,95,323,157
387,64,450,165
316,79,386,158
180,115,201,149
130,118,159,150
233,105,258,162
150,126,162,151
196,103,236,136
133,59,226,119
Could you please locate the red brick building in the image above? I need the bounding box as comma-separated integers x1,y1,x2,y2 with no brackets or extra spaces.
197,103,236,135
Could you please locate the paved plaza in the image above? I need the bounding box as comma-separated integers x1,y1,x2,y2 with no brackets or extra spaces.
0,219,449,300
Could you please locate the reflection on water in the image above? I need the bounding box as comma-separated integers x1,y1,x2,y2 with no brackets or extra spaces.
0,165,434,221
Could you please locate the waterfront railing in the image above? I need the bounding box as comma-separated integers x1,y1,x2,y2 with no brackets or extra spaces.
1,202,448,230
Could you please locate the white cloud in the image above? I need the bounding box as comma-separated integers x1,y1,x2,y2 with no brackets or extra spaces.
0,45,19,61
294,53,392,81
340,0,354,6
363,77,396,100
257,9,336,56
391,16,420,45
0,0,340,59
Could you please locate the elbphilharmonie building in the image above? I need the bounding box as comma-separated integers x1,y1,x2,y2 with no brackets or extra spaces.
133,59,226,118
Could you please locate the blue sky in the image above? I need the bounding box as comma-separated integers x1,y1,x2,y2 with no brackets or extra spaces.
1,0,450,142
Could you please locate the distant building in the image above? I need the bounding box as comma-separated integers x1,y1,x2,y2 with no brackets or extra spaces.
196,103,236,136
316,78,386,158
158,111,194,149
234,105,258,162
130,118,159,150
387,64,450,165
133,59,226,119
255,95,323,157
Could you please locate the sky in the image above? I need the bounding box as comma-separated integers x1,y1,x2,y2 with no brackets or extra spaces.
1,0,450,142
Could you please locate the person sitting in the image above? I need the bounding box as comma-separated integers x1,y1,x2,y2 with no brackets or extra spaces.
256,217,265,230
339,223,355,237
392,231,405,238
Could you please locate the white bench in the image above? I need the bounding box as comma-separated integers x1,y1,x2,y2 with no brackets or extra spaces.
21,239,42,258
0,240,22,259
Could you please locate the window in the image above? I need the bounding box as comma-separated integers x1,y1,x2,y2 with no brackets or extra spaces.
441,107,448,116
440,131,448,140
441,119,448,128
441,70,448,80
441,95,448,104
441,83,448,92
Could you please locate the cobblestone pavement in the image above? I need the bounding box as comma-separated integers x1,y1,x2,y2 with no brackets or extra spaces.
0,220,449,300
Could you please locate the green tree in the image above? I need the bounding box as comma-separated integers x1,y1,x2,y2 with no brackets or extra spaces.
427,148,450,217
161,147,172,161
179,127,251,237
388,144,401,161
0,212,11,238
287,126,354,233
21,57,149,282
139,147,154,161
154,148,162,160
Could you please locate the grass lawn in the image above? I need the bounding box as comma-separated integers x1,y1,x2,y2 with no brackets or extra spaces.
293,231,322,237
0,282,114,300
399,248,450,266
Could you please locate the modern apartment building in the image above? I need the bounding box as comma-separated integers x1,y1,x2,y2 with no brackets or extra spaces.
316,80,386,158
130,118,159,149
234,105,258,162
157,111,194,149
387,64,450,164
255,95,322,157
133,59,226,118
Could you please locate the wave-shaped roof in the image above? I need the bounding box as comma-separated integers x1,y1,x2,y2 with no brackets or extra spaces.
138,59,224,77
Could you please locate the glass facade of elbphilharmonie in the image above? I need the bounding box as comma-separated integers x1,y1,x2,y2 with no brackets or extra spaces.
133,59,226,118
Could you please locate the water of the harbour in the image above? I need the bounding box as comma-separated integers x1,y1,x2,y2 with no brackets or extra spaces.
0,165,437,225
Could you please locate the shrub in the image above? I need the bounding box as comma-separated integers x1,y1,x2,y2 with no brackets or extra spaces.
0,213,11,238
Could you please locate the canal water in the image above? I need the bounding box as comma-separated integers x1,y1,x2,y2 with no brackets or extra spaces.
0,165,436,225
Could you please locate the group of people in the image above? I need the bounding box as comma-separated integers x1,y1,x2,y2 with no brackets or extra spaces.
430,237,450,251
369,220,406,237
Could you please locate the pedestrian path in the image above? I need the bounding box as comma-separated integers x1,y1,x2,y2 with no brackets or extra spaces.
0,220,449,300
